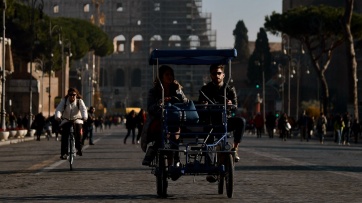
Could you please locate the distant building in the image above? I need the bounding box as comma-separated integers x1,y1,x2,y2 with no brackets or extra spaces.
42,0,216,114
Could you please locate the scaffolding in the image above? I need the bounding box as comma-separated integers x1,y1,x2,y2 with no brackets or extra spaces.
41,0,216,111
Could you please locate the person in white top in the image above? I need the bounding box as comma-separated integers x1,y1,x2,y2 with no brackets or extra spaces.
55,87,88,160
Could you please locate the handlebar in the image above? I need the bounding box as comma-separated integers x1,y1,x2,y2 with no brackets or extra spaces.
61,118,84,122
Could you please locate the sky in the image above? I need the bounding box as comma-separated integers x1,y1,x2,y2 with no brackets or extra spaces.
202,0,283,48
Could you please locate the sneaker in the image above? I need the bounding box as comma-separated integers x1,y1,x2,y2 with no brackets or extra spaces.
206,175,217,183
231,148,240,162
137,140,140,144
60,155,67,160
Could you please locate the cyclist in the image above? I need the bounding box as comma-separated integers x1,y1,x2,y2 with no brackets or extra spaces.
55,87,88,160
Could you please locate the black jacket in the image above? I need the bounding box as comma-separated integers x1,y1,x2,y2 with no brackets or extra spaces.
198,82,237,105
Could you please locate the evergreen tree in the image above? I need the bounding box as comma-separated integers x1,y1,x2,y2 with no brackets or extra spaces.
247,28,272,86
233,20,250,62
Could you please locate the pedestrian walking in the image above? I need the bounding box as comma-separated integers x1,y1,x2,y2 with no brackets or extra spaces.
298,110,309,141
334,114,344,145
136,109,146,144
316,112,327,144
351,118,360,143
124,110,137,144
342,112,351,145
254,113,264,138
32,113,46,141
278,112,290,141
82,106,96,145
265,111,277,138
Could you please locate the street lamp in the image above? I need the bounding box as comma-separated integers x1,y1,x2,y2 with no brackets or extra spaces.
49,22,61,117
0,0,6,130
282,34,291,117
28,0,44,130
255,56,266,134
278,64,286,113
60,37,72,98
34,58,44,113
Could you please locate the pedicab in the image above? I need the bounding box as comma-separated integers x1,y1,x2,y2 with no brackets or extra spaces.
147,49,237,198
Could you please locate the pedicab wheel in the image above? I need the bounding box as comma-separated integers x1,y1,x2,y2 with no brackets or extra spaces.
156,152,168,197
225,153,234,198
218,174,224,194
217,151,225,194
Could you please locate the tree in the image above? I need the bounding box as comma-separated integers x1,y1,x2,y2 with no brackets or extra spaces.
247,28,272,86
4,1,113,71
233,20,250,62
265,5,362,114
342,0,358,121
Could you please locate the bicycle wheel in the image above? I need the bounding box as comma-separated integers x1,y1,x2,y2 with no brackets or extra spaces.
69,136,74,171
218,167,225,194
225,153,234,198
156,152,168,197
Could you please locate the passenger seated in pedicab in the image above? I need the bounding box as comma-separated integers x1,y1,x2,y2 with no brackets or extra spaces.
198,64,246,163
141,65,189,166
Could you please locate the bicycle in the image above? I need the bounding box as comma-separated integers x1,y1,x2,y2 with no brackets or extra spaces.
63,118,80,171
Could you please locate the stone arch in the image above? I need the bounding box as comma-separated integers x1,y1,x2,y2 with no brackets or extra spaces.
113,35,126,53
188,35,200,49
150,35,162,51
131,34,143,53
168,35,181,47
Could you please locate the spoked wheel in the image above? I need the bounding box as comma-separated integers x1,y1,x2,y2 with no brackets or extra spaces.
156,152,168,197
217,152,225,194
218,173,225,194
225,153,234,198
69,140,74,171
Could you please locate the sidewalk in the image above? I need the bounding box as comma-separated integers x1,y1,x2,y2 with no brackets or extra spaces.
0,135,37,146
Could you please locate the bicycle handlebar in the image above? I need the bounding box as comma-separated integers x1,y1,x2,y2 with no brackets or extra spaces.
62,118,84,122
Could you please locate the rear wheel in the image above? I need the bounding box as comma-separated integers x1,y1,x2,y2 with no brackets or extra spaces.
225,154,234,198
218,174,224,194
156,152,168,197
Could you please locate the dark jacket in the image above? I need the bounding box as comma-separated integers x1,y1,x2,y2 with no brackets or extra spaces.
141,80,188,152
198,82,237,105
125,113,137,129
198,82,237,123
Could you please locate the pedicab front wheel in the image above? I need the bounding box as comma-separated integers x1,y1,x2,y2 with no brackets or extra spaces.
225,153,234,198
156,151,168,197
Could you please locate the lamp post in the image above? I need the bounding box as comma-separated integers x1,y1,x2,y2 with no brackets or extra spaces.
49,22,61,117
282,34,292,117
28,0,44,130
278,64,286,113
34,58,44,113
1,0,6,130
60,38,71,98
255,58,266,134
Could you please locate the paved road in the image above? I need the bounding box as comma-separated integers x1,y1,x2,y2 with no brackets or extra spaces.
0,126,361,202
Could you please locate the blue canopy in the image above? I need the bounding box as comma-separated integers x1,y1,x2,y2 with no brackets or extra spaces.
149,49,237,65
